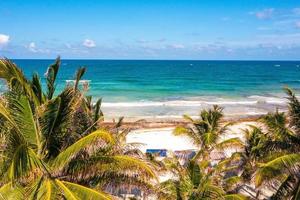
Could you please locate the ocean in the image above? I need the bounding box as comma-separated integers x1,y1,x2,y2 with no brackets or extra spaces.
8,59,300,120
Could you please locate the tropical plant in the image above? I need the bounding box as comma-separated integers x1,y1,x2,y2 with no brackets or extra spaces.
157,157,247,200
173,105,243,161
254,88,300,200
0,58,157,199
228,126,267,183
156,106,247,199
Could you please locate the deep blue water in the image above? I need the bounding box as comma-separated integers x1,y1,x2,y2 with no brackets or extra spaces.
7,59,300,118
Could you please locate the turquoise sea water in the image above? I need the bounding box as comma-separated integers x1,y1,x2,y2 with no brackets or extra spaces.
9,59,300,119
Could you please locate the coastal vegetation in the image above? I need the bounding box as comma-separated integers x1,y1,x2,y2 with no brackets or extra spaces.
0,57,157,199
0,57,299,199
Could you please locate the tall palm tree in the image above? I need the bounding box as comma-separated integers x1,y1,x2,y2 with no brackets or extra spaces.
254,88,300,200
158,106,246,199
216,125,268,199
173,105,243,161
0,58,157,199
226,126,267,183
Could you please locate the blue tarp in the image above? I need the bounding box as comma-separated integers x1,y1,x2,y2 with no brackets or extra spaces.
146,149,167,157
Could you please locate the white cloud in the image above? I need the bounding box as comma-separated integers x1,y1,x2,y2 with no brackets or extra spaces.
28,42,38,52
168,44,185,49
253,8,274,19
0,34,10,46
26,42,50,53
136,38,166,44
83,39,96,48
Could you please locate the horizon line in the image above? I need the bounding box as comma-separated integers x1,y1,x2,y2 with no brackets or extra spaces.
7,58,300,62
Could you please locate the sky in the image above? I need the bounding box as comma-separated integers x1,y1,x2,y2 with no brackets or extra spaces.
0,0,300,60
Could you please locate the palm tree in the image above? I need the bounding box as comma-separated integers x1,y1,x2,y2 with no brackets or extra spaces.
173,105,243,161
215,125,268,199
254,88,300,200
157,106,246,199
0,58,157,199
227,126,267,183
157,157,247,200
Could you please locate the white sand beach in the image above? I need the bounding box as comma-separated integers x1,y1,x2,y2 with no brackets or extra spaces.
127,121,259,153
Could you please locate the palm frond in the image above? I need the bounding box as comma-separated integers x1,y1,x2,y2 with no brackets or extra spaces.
31,73,45,104
183,114,195,122
157,179,190,200
45,57,60,100
0,59,39,105
255,153,300,186
0,95,23,130
39,87,78,159
0,182,23,200
7,146,45,182
173,126,201,146
223,176,241,191
58,180,111,200
114,116,124,129
96,155,157,180
203,131,218,147
6,94,41,150
194,184,225,199
284,87,300,134
54,179,79,200
74,67,86,91
26,177,55,200
270,175,299,200
215,138,244,150
51,130,113,171
39,97,62,158
93,98,103,124
224,194,248,200
261,111,299,143
187,160,201,187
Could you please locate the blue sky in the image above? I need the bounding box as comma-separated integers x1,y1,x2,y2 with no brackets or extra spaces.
0,0,300,60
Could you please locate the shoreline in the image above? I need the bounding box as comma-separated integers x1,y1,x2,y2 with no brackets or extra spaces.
102,115,261,130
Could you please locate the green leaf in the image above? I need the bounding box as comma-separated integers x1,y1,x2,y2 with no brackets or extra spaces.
31,73,45,104
26,177,55,200
40,88,78,159
224,194,248,200
215,137,244,150
77,155,158,182
0,182,23,200
203,131,218,147
51,129,114,170
0,59,39,105
7,94,41,150
60,181,111,200
173,126,201,146
8,146,45,182
284,87,300,134
46,57,60,100
54,179,79,200
255,153,300,186
93,98,102,123
187,160,201,187
74,67,86,90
